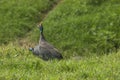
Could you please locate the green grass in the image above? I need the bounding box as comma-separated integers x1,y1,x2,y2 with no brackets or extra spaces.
0,44,120,80
38,0,120,56
0,0,59,44
0,0,120,79
0,0,120,56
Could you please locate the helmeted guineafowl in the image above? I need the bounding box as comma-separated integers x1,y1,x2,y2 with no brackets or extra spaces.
29,23,63,60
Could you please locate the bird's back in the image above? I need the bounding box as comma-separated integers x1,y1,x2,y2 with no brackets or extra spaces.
40,40,63,60
31,23,63,60
32,41,63,60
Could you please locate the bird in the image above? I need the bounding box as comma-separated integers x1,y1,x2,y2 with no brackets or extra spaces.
29,23,63,60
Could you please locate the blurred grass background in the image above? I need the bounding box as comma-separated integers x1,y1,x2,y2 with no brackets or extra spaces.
0,44,120,80
0,0,120,56
0,0,59,44
0,0,120,79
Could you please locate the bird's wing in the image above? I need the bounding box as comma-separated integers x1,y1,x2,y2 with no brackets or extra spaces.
40,41,59,52
33,45,53,60
40,41,63,59
40,45,63,59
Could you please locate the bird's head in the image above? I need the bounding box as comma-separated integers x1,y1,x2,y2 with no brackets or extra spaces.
29,48,34,51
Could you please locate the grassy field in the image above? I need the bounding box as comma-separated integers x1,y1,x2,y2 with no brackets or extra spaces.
0,0,120,56
41,0,120,56
0,0,59,44
0,0,120,79
0,44,120,80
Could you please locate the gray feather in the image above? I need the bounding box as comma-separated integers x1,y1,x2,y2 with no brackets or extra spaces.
30,24,63,60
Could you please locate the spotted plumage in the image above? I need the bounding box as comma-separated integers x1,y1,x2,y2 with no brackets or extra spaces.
29,23,63,60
